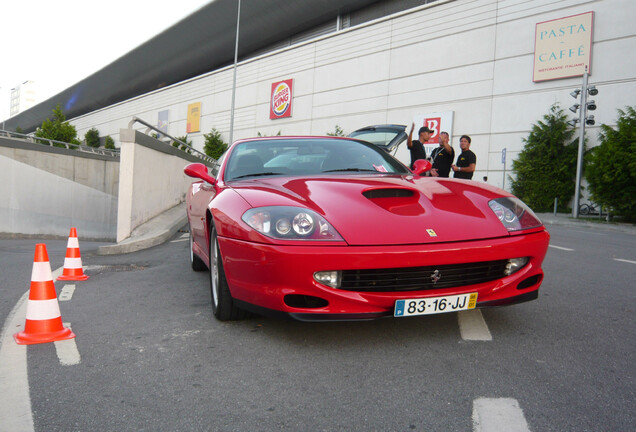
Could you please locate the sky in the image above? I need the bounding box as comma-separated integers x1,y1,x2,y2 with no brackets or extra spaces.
0,0,212,122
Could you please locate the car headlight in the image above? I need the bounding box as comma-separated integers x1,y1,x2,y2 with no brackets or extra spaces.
242,206,343,241
488,198,543,231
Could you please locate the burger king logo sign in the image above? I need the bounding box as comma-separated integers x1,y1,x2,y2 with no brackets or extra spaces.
270,79,293,119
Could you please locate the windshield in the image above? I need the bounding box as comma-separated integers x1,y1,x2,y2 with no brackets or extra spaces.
223,138,410,181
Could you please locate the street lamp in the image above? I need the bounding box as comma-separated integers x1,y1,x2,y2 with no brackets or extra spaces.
228,0,241,145
568,66,599,219
0,86,5,131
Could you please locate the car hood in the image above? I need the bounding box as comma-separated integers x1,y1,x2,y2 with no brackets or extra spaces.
229,175,513,245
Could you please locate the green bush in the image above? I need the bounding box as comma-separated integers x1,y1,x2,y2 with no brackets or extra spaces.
104,136,116,150
203,128,227,160
172,135,193,153
85,128,101,147
585,106,636,220
35,104,80,147
510,104,579,212
327,125,345,137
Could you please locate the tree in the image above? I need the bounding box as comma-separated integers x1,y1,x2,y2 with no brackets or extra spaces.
85,127,101,147
104,136,116,150
585,106,636,220
35,104,80,147
327,125,346,137
172,135,193,153
510,104,579,212
203,128,227,160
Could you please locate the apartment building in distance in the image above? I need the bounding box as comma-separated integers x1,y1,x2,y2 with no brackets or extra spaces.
10,80,38,117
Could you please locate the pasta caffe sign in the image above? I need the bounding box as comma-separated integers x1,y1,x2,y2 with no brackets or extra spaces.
270,79,293,119
533,12,594,82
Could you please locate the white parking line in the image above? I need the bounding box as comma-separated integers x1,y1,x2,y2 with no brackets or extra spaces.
170,238,189,243
614,258,636,265
458,309,492,341
0,266,65,432
59,284,76,301
54,323,81,366
0,289,35,432
472,398,531,432
170,233,189,243
548,245,574,251
52,267,63,280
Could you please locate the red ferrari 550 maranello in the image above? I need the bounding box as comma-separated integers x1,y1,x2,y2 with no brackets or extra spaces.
185,133,549,321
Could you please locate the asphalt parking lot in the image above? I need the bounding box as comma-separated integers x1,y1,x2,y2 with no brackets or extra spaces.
1,216,634,431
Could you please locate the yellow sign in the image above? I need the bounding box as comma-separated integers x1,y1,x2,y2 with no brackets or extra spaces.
533,12,594,82
187,102,201,133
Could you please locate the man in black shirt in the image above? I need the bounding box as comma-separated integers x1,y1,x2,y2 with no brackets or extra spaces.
429,131,454,177
407,123,432,170
452,135,477,180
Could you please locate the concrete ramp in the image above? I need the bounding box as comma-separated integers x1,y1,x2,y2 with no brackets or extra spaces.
0,138,118,240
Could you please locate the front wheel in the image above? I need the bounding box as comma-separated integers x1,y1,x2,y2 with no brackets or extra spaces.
579,204,590,215
209,224,247,321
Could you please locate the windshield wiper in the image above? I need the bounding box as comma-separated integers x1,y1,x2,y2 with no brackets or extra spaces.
231,172,286,179
322,168,379,173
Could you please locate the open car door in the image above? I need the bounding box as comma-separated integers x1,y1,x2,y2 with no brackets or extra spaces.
347,124,407,154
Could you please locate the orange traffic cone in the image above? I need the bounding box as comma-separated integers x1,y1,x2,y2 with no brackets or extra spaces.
14,244,76,345
57,227,89,281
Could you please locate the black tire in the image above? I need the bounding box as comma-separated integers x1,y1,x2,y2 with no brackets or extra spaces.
190,228,207,271
579,204,590,215
209,224,247,321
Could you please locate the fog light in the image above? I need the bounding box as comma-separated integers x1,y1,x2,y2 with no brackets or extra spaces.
314,271,341,288
504,257,529,276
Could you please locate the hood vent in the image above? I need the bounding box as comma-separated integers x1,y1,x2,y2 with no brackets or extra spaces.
362,188,414,199
362,188,423,216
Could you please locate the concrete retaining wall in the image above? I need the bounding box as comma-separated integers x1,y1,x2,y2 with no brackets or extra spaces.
0,137,119,240
116,129,210,242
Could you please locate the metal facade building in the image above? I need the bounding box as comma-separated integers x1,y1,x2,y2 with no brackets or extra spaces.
6,0,636,192
5,0,431,133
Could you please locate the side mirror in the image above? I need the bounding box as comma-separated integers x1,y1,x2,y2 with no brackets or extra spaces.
411,159,432,175
184,163,216,185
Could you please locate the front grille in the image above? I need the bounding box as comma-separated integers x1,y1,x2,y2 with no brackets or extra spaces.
340,260,509,292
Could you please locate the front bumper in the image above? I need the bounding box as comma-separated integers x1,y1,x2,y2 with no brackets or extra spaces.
218,230,549,320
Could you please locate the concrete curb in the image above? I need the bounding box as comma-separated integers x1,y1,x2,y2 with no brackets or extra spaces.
96,203,187,255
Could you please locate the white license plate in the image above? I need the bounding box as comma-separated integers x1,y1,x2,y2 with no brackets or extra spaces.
394,293,478,317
